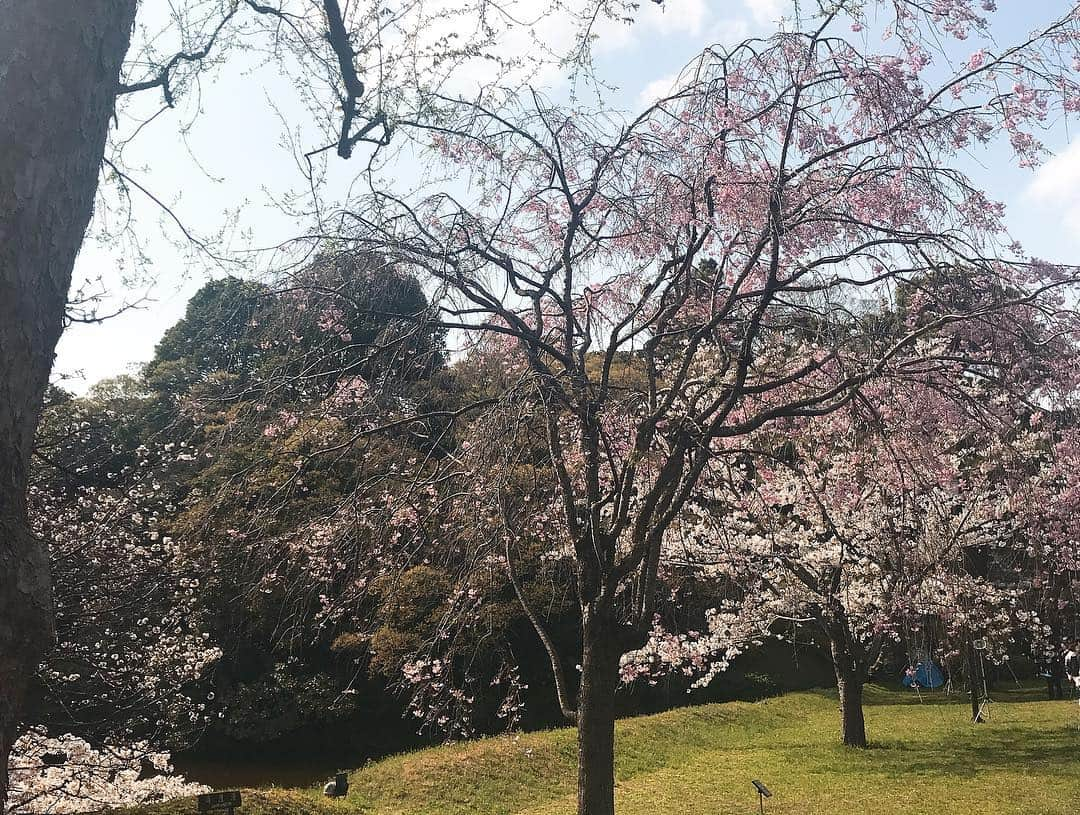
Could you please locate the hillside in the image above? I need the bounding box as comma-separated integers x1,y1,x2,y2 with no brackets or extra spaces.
120,686,1080,815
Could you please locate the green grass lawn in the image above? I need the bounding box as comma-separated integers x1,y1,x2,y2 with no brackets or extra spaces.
121,685,1080,815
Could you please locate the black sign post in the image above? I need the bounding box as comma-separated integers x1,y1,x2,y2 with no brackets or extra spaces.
197,791,242,815
751,780,772,815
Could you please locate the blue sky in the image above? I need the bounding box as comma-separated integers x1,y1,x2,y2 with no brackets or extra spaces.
54,0,1080,393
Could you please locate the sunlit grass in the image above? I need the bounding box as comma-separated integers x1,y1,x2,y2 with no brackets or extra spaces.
119,685,1080,815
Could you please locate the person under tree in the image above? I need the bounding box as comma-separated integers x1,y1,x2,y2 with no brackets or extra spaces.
1064,639,1080,702
1044,648,1066,700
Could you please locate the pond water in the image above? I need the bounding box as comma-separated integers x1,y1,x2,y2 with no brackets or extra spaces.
170,720,431,789
172,751,369,790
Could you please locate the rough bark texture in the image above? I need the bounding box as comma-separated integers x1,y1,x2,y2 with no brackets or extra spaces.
0,1,137,808
576,620,622,815
830,638,868,748
836,673,867,748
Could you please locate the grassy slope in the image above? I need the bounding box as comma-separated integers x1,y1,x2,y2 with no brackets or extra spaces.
122,686,1080,815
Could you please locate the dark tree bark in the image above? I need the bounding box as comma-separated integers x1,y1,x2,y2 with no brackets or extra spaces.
836,670,867,748
576,617,623,815
828,626,868,748
0,1,137,807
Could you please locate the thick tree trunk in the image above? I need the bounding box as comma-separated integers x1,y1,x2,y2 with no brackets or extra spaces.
576,625,622,815
836,673,867,748
0,1,137,808
830,636,867,748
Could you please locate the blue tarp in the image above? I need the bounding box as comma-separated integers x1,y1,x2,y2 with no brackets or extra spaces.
902,661,945,689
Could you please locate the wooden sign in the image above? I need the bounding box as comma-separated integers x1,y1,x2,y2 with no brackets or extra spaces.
197,791,242,813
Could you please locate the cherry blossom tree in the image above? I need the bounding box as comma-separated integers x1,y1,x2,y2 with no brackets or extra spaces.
329,3,1080,811
4,391,221,813
0,2,644,806
687,260,1080,741
1004,419,1080,672
690,381,1049,744
7,731,209,815
29,452,222,747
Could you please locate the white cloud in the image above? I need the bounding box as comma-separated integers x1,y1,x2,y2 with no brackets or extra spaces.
1026,140,1080,236
415,0,773,96
645,0,710,38
741,0,783,27
589,0,709,56
638,73,680,107
703,16,751,45
414,0,712,95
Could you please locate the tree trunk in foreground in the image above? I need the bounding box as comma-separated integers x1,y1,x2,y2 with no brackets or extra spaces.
0,1,137,808
830,636,868,748
576,624,622,815
836,672,867,748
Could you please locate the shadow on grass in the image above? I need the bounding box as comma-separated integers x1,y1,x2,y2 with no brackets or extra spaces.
857,682,1055,707
900,727,1076,776
823,720,1080,783
773,685,1080,785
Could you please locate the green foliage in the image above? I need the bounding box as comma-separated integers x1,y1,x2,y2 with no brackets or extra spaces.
27,252,463,751
144,256,443,416
219,660,363,743
145,277,272,397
